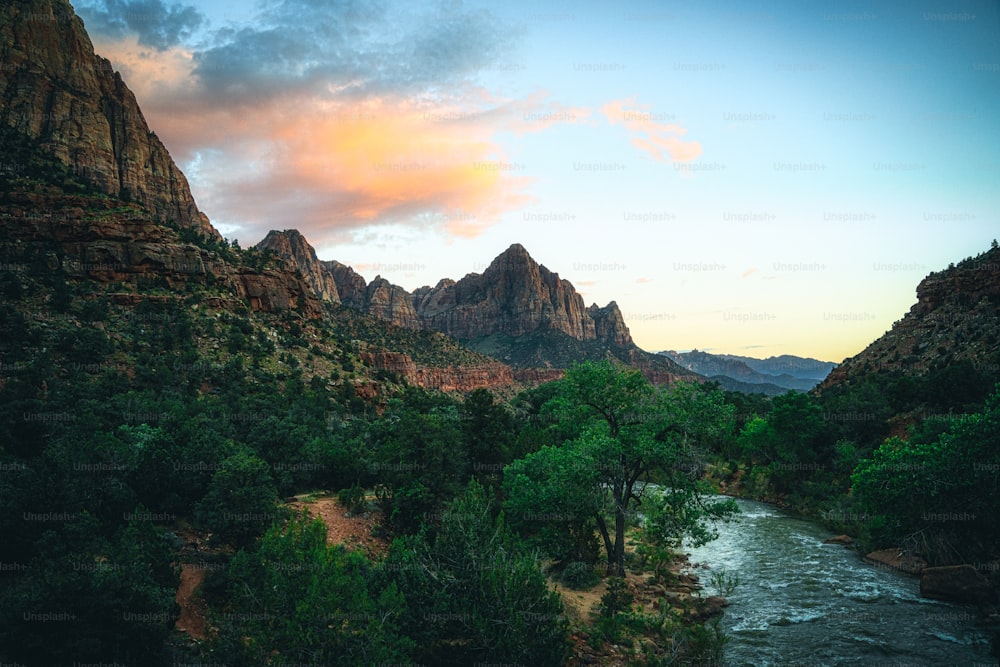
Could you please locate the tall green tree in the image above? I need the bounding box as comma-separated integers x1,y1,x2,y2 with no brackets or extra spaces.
852,388,1000,563
195,450,279,546
381,480,569,665
506,361,737,575
210,514,411,666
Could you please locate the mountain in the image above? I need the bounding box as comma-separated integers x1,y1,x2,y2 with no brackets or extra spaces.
257,230,340,304
719,354,835,381
819,244,1000,395
0,0,515,395
660,350,835,394
810,244,1000,450
410,243,632,344
261,236,698,384
0,0,217,239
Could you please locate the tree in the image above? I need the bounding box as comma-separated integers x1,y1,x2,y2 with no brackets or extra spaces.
506,361,737,576
211,514,411,666
366,388,466,533
195,450,279,546
851,388,1000,563
737,391,829,494
381,480,569,665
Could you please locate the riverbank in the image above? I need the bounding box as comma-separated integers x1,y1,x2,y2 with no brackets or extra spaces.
686,497,999,665
557,549,730,666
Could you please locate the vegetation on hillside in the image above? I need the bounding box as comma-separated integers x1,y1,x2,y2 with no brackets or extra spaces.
0,230,732,665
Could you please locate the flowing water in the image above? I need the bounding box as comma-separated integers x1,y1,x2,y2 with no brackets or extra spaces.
685,497,997,666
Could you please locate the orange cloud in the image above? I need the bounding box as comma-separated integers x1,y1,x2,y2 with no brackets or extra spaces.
602,98,702,163
87,38,549,244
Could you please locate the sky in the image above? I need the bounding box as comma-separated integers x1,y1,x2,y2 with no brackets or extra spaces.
74,0,1000,363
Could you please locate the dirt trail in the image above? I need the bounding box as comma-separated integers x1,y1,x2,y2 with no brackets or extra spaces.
288,495,388,558
175,562,207,640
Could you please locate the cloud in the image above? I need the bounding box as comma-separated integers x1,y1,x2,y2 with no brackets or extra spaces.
602,98,702,163
86,6,699,247
137,94,539,245
191,0,517,104
76,0,204,50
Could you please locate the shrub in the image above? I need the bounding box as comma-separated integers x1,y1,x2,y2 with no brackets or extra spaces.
560,561,600,589
337,483,367,515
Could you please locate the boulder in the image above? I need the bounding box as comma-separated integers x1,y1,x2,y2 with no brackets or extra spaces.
863,548,927,575
920,565,993,604
824,534,855,546
689,595,729,621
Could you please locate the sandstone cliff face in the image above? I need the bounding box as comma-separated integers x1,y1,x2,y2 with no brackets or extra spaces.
318,243,632,348
257,230,340,304
323,260,368,308
364,277,422,329
819,246,1000,390
0,0,218,238
414,244,602,340
0,192,320,317
589,301,633,347
360,350,515,392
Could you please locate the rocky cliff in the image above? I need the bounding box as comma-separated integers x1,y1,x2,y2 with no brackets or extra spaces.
257,230,340,304
0,0,218,238
265,237,695,384
413,243,609,340
0,191,322,317
814,245,1000,439
318,242,633,348
819,245,1000,391
360,350,514,392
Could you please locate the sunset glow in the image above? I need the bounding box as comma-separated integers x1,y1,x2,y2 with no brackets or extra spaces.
77,0,1000,362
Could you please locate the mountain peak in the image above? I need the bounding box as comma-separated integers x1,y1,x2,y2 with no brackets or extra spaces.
256,230,340,304
503,242,530,256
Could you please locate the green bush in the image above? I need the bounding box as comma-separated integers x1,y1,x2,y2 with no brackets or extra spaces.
337,483,367,515
560,561,600,589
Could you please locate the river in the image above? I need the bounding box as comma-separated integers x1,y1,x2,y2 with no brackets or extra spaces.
685,497,997,666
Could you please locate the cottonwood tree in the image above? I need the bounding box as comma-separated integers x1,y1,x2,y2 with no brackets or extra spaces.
505,361,737,576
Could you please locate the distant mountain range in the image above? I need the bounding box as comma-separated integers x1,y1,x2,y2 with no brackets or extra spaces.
659,350,837,395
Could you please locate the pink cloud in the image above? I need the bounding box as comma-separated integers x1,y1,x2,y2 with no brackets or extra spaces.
601,98,702,163
89,38,583,245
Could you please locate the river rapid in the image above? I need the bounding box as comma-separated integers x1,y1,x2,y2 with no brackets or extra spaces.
685,497,997,666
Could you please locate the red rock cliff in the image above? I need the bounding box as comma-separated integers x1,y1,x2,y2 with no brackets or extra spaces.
0,0,218,238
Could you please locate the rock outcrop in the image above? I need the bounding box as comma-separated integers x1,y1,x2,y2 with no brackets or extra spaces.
315,243,633,347
863,548,927,575
0,193,321,317
414,243,605,340
324,260,368,307
363,277,422,329
0,0,218,238
257,230,340,304
919,564,994,604
819,245,1000,390
360,350,514,392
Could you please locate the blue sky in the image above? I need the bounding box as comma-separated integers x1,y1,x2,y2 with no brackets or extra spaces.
75,0,1000,361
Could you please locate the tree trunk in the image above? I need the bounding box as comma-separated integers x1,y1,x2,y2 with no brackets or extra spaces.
595,514,615,575
613,500,626,576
